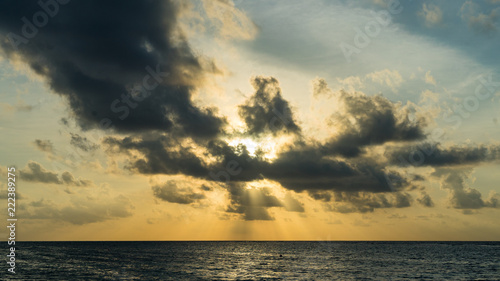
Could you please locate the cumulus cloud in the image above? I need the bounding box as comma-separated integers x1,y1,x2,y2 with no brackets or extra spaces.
238,76,301,136
324,90,426,157
0,185,24,200
417,191,435,207
152,180,206,204
326,191,412,213
20,161,60,184
149,179,305,220
200,0,258,40
424,71,436,85
436,169,499,209
69,133,99,152
25,195,134,225
312,78,333,98
33,139,54,153
366,69,403,92
5,1,498,217
0,0,226,139
283,193,305,212
386,143,500,167
419,3,443,27
335,76,364,93
99,73,430,216
60,171,92,187
104,134,208,177
261,147,409,193
104,85,423,197
460,2,499,34
226,183,284,220
20,161,92,186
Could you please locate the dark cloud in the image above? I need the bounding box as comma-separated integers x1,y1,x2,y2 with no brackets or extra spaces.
25,195,134,225
324,90,426,158
312,78,332,98
308,191,333,202
104,135,208,177
238,206,274,221
205,183,305,220
106,134,409,196
100,75,421,217
416,191,434,207
225,183,283,220
0,0,427,215
238,76,301,136
200,184,213,191
436,169,499,210
205,139,410,193
0,0,225,139
20,161,60,184
152,180,206,204
205,139,268,181
460,2,499,34
29,198,50,208
412,174,425,181
20,161,92,186
0,187,23,200
393,192,412,208
33,139,54,153
61,171,92,187
386,143,500,167
283,193,305,212
326,191,412,213
70,133,98,152
265,147,407,193
7,0,500,220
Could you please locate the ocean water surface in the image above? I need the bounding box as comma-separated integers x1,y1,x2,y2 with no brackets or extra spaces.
5,241,500,280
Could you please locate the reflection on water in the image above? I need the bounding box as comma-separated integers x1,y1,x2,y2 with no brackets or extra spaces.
8,241,500,280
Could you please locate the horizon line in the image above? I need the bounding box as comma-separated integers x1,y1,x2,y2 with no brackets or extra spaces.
5,240,500,242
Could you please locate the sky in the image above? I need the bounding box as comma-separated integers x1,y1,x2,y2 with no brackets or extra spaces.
0,0,499,241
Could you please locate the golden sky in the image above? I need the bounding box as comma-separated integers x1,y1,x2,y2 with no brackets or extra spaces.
0,0,500,241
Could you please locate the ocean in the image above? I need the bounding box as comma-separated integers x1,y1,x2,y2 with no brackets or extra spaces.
4,241,500,280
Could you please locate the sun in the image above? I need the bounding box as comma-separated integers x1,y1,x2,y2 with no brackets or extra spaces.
227,137,279,160
228,138,259,156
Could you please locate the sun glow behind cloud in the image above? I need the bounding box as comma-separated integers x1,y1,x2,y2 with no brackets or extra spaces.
0,0,499,242
227,136,281,160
